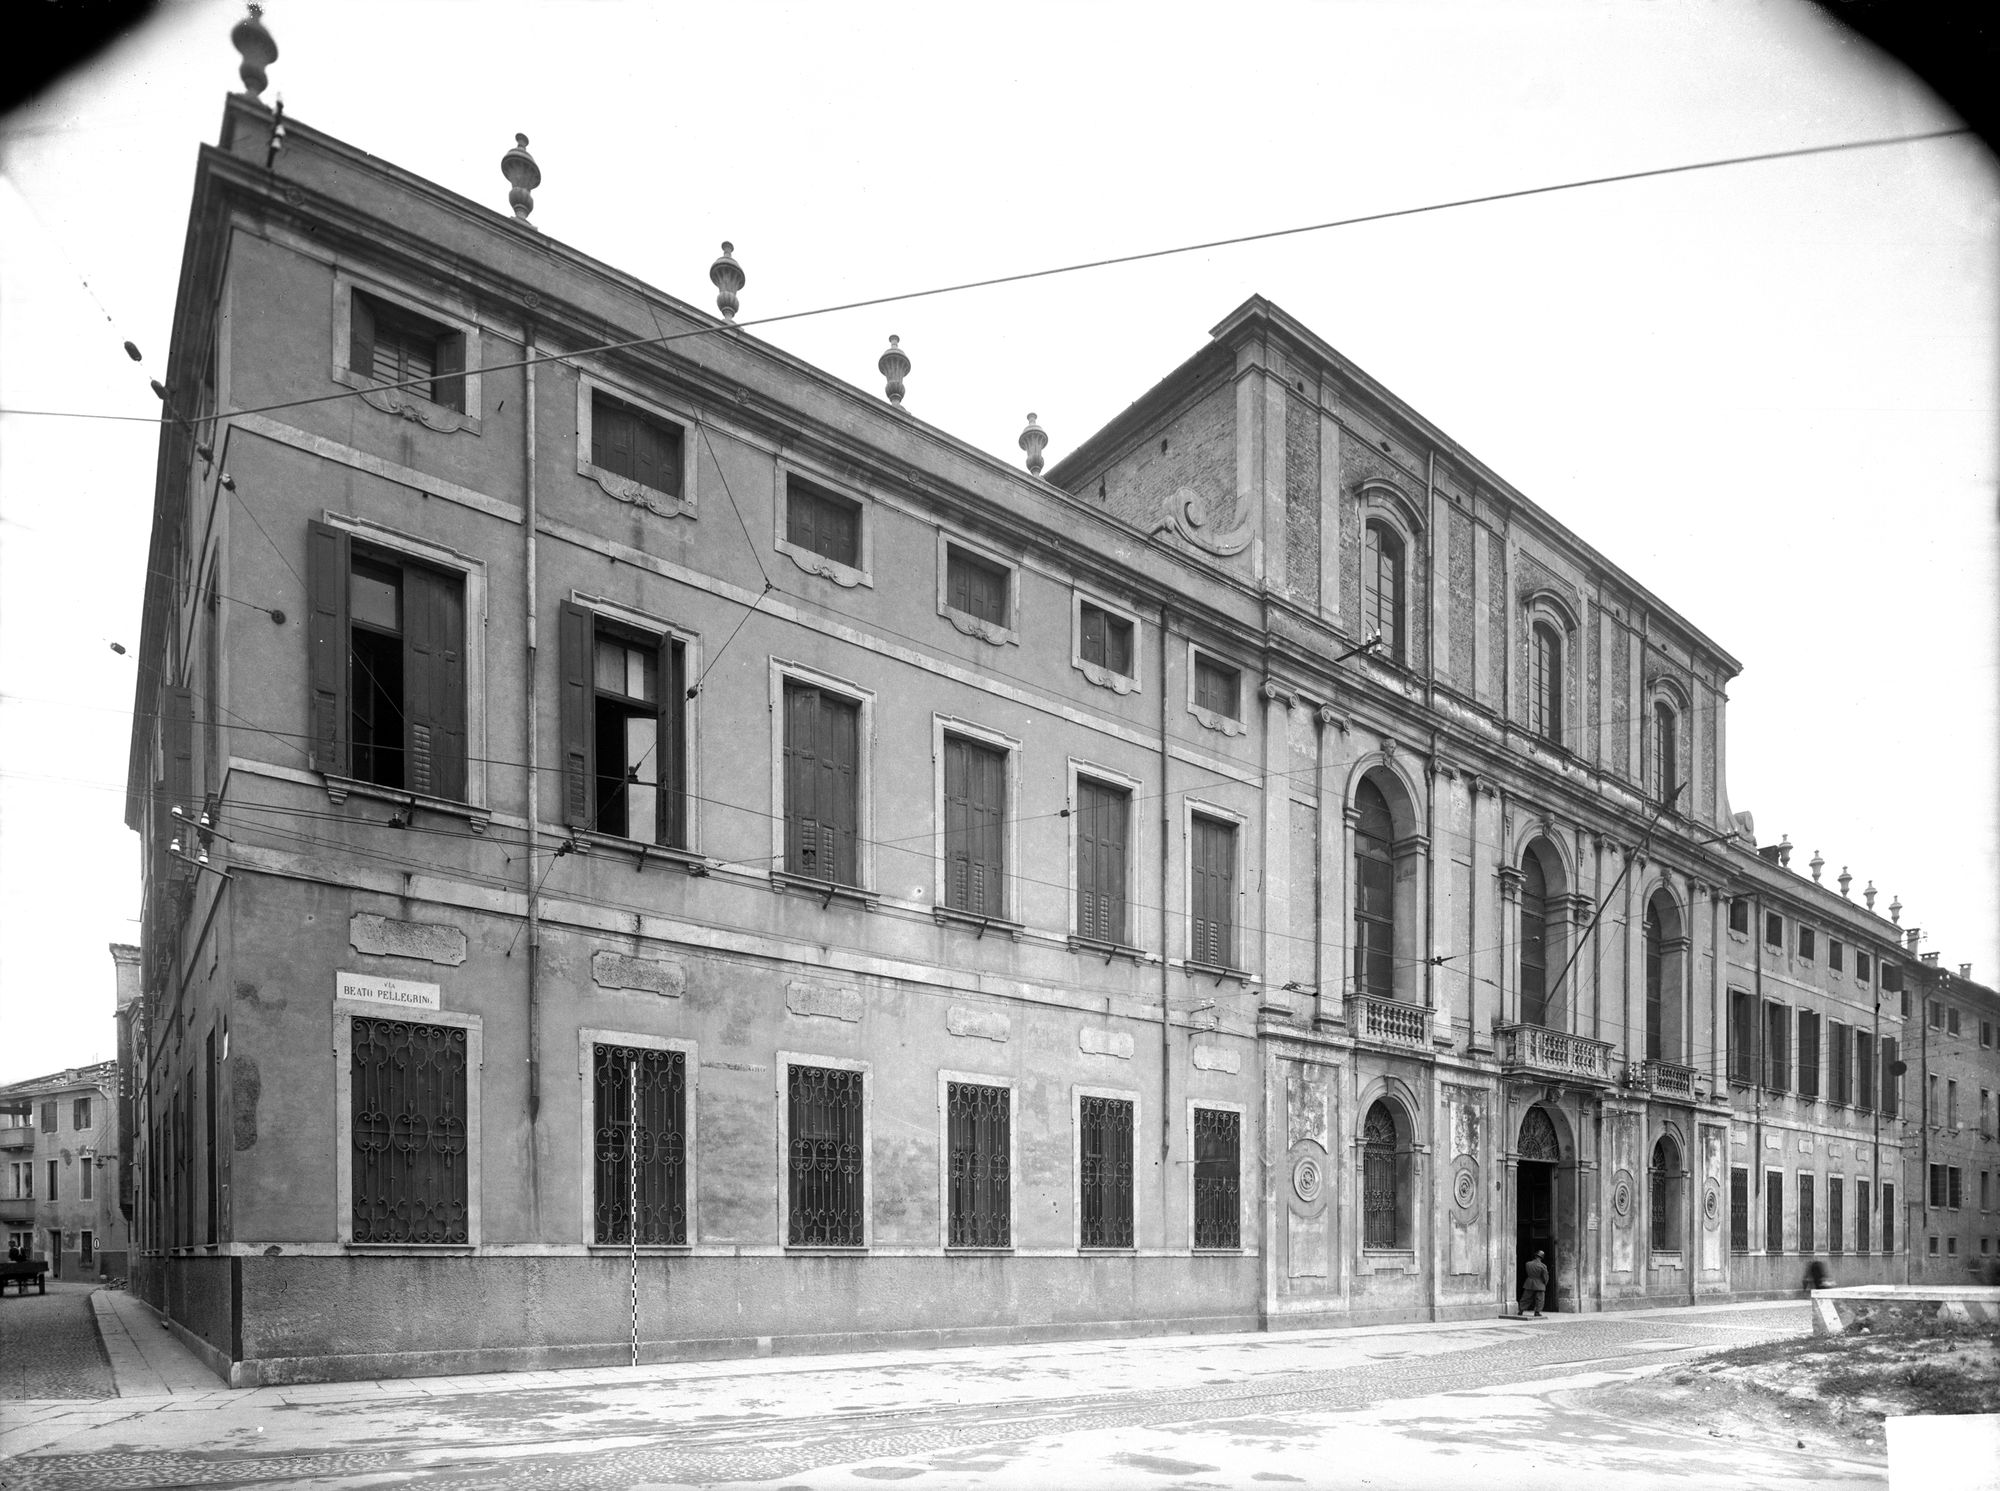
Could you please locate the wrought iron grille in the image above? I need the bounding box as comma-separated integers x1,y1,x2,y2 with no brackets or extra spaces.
351,1016,468,1244
1829,1178,1844,1256
1517,1106,1561,1162
1362,1102,1398,1248
788,1065,864,1246
1649,1137,1678,1252
1079,1096,1134,1248
947,1082,1009,1247
1193,1108,1240,1249
1730,1167,1749,1252
593,1044,687,1245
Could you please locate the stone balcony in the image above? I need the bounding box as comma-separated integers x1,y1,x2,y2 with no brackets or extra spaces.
0,1125,33,1150
1344,994,1432,1051
1497,1023,1617,1085
0,1195,35,1223
1626,1057,1700,1100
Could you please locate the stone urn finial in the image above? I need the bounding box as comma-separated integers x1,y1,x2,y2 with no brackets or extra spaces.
1019,413,1047,475
1863,880,1877,911
501,134,541,228
1888,894,1902,926
1776,833,1792,869
710,242,745,322
879,335,910,406
1809,849,1824,884
231,3,278,98
1838,865,1852,898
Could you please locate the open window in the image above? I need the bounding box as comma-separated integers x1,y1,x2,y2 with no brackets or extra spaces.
559,603,688,849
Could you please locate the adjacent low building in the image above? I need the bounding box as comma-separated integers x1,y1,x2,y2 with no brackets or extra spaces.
1906,961,2000,1280
0,1060,128,1280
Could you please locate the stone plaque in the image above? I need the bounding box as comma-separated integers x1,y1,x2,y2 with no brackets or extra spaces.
1192,1044,1240,1074
591,951,685,998
1080,1026,1134,1060
947,1006,1010,1042
335,970,440,1011
787,980,862,1022
349,912,466,966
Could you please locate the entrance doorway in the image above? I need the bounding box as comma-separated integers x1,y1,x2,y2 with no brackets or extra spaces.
1517,1161,1556,1309
47,1227,61,1278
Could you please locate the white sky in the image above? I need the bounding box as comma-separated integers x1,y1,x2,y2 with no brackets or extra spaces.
1,0,1994,1084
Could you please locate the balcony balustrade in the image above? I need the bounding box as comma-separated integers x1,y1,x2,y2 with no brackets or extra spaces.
1497,1022,1617,1085
1627,1057,1699,1099
0,1195,36,1223
1344,993,1432,1051
0,1126,34,1150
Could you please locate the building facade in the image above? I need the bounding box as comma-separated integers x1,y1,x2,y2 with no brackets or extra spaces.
1907,965,2000,1280
121,90,1992,1387
0,1061,128,1279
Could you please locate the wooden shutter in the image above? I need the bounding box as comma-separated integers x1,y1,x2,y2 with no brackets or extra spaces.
1076,779,1127,944
1105,616,1131,676
787,480,818,553
349,294,376,379
944,736,1005,916
306,521,351,777
1080,606,1105,667
1190,817,1234,967
558,602,592,828
947,551,972,615
402,563,466,801
784,685,859,885
433,332,466,413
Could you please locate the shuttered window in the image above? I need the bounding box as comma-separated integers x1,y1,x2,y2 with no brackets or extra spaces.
1189,815,1236,969
1078,1096,1134,1249
1856,1179,1871,1252
1075,779,1130,946
1764,1001,1789,1091
1728,991,1755,1083
1859,1032,1879,1113
1799,1174,1815,1254
1882,1183,1895,1252
943,735,1006,917
782,682,860,887
1363,521,1404,662
558,604,686,847
591,391,683,496
1193,654,1239,720
945,546,1009,627
1829,1022,1852,1106
349,291,465,412
786,478,861,568
1829,1179,1844,1256
307,523,466,801
1078,603,1133,677
1797,1011,1820,1101
1354,779,1395,999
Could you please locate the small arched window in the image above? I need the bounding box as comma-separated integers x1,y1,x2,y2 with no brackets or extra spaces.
1653,701,1678,806
1530,623,1563,743
1353,779,1396,999
1650,1134,1682,1253
1520,850,1550,1028
1363,522,1405,664
1362,1101,1400,1248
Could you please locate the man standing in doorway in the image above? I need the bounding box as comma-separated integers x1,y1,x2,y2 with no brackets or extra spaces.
1521,1249,1549,1318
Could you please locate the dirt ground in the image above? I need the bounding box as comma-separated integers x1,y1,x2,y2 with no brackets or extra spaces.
1569,1320,2000,1460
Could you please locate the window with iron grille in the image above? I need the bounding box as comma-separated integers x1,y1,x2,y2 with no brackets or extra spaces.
1078,1096,1134,1249
1858,1031,1878,1112
590,391,683,496
1830,1178,1844,1256
592,1044,687,1246
781,682,860,887
1075,778,1129,946
1189,815,1236,969
943,735,1007,918
1363,521,1404,663
786,477,861,569
1764,1001,1790,1091
944,546,1010,628
1829,1022,1852,1106
1650,1135,1681,1253
1767,1171,1784,1254
1363,1101,1401,1248
787,1065,864,1246
1728,990,1756,1084
1883,1183,1895,1252
1797,1011,1820,1101
350,291,465,412
1798,1173,1815,1253
1193,1108,1241,1249
1193,653,1240,721
1078,603,1134,678
1730,1168,1750,1252
946,1082,1009,1248
1857,1179,1871,1253
1529,622,1562,743
349,1016,469,1245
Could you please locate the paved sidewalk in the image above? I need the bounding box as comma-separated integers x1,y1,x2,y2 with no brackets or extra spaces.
87,1288,223,1397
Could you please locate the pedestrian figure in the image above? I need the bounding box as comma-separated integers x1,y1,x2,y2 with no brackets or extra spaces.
1803,1259,1830,1293
1521,1249,1549,1318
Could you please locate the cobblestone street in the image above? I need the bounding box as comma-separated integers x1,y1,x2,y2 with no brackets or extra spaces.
0,1299,1892,1490
0,1283,113,1403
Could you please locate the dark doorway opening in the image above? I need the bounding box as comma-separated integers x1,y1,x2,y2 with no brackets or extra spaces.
1517,1160,1557,1312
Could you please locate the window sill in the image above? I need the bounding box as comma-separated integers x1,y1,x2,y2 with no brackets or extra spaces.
1073,658,1139,696
769,872,878,911
1188,704,1246,738
322,776,490,833
784,1245,868,1255
1182,959,1252,986
572,832,710,876
777,538,869,589
334,366,478,435
578,457,692,520
1192,1246,1245,1256
1079,1245,1138,1254
341,1242,476,1253
1068,936,1148,965
945,1245,1014,1255
932,905,1025,940
586,1243,691,1254
939,605,1018,648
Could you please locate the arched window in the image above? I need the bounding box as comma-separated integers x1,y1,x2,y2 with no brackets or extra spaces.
1650,1134,1682,1253
1362,1101,1400,1248
1363,521,1405,664
1653,702,1678,806
1645,900,1665,1060
1353,779,1396,999
1520,849,1550,1028
1530,623,1563,743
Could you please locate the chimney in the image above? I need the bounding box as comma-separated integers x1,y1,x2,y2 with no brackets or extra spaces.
1960,963,1972,981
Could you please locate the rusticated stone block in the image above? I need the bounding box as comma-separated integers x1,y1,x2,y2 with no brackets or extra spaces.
787,980,863,1022
947,1006,1010,1042
591,951,685,999
349,912,466,966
